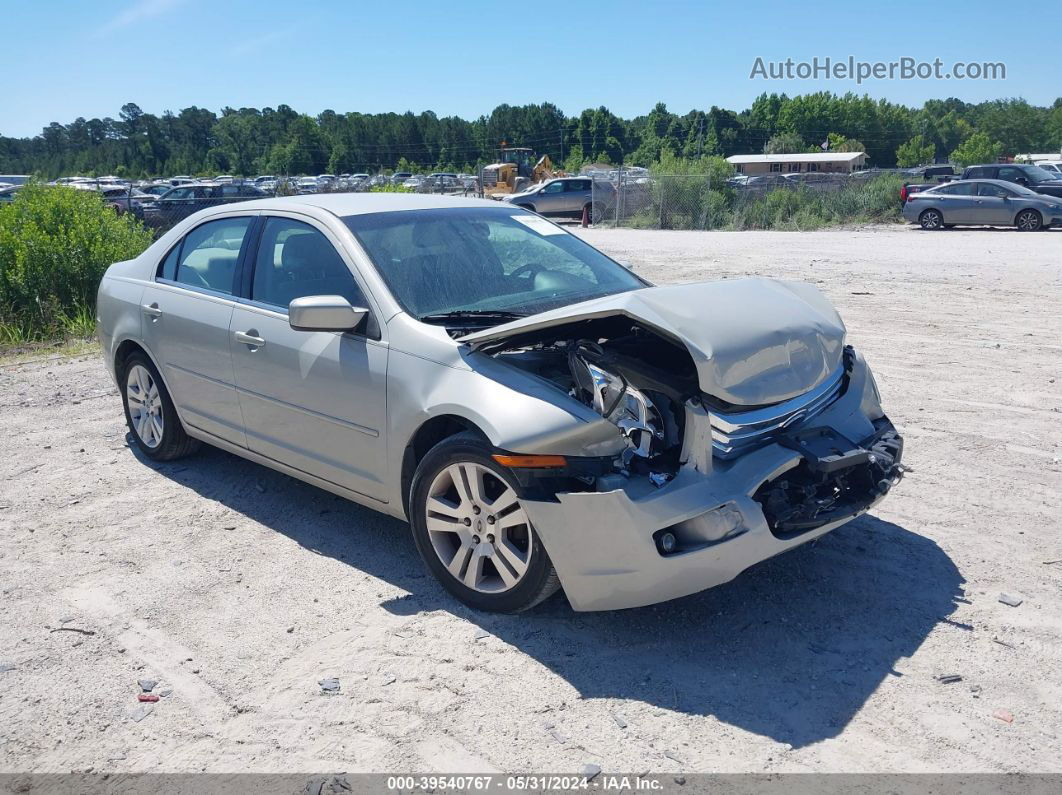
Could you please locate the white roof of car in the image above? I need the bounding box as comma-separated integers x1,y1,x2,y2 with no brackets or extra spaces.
726,152,866,164
204,192,503,218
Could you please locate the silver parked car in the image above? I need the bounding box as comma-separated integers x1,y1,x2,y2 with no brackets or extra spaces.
503,177,601,218
97,194,903,612
903,178,1062,231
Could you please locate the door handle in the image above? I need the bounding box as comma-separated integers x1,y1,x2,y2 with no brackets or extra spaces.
234,330,266,347
142,302,162,319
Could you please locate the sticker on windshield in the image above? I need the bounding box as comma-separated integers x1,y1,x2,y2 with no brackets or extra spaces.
511,214,566,235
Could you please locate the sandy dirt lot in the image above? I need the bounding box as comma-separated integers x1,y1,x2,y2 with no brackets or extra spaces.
1,224,1060,774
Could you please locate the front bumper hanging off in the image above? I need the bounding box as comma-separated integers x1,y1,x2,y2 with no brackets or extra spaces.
522,414,904,612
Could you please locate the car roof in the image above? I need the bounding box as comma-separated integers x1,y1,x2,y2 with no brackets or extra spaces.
197,192,506,218
935,178,1015,187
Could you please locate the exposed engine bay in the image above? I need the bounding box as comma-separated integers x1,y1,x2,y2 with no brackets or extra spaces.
484,317,703,480
481,314,903,538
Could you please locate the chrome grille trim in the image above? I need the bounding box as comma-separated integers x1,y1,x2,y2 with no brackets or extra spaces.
708,365,846,459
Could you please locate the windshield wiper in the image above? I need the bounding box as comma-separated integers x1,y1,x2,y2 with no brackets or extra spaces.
419,310,528,324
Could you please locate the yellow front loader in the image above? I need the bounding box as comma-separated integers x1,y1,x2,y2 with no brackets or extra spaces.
481,147,564,198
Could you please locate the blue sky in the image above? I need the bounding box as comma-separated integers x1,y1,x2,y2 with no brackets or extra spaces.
2,0,1054,138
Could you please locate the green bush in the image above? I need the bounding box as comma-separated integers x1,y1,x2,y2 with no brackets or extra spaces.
731,175,904,230
0,183,153,341
370,184,414,193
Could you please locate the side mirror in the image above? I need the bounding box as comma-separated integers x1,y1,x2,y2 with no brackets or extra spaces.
617,260,635,270
1016,177,1029,186
288,295,368,332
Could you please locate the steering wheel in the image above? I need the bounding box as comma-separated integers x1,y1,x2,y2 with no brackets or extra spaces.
510,262,544,281
185,268,210,289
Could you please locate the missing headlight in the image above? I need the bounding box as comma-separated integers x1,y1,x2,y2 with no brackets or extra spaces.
569,341,664,458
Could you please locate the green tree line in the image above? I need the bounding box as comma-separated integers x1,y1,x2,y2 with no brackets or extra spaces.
2,93,1062,178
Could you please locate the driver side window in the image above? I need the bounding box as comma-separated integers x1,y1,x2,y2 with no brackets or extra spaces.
251,217,364,310
543,181,565,194
978,183,1013,198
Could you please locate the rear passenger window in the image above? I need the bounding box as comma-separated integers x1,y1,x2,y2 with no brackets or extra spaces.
157,242,180,281
251,218,363,310
174,217,252,294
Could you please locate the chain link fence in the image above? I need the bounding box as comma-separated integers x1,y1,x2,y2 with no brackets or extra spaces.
591,169,895,230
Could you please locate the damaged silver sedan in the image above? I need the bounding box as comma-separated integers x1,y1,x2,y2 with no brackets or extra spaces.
97,194,903,612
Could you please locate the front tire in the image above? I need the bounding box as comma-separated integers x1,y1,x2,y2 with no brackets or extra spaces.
1015,209,1042,231
409,433,560,612
119,351,200,461
919,209,944,230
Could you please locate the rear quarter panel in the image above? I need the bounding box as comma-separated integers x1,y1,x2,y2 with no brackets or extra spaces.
96,254,153,377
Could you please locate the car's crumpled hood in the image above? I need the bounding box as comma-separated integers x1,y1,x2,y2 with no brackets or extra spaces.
460,278,846,406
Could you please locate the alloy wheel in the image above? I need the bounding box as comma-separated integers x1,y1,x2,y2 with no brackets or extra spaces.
424,462,532,593
1016,210,1041,231
126,364,164,448
920,210,942,230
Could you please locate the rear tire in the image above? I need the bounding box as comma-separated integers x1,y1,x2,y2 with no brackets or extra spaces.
919,209,944,230
1015,209,1042,231
119,351,200,461
409,432,561,612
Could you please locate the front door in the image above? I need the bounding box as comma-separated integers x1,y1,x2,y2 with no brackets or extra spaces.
140,214,255,446
229,215,388,501
974,182,1018,225
534,180,567,215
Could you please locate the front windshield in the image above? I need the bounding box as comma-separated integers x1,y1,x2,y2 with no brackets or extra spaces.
344,206,645,323
1025,165,1060,183
1007,181,1039,196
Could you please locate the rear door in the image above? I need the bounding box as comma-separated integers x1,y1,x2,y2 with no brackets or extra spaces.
935,182,979,223
564,179,592,214
228,213,389,501
139,214,257,446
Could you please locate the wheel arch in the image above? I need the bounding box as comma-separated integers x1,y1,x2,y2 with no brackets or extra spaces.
113,338,168,385
918,206,945,228
1015,207,1043,228
114,338,150,373
400,414,489,519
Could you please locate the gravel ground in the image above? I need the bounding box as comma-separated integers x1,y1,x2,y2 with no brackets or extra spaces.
1,224,1060,774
